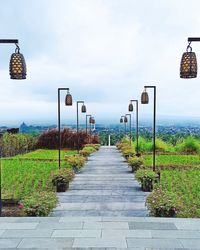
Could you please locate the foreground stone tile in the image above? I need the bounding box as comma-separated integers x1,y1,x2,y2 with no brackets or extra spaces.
129,222,177,230
0,239,21,248
59,217,102,222
52,229,101,238
73,238,127,248
36,222,83,230
102,229,151,238
83,222,129,229
127,238,182,248
180,239,200,248
151,229,200,239
1,229,53,238
0,223,38,230
175,221,200,230
18,238,74,248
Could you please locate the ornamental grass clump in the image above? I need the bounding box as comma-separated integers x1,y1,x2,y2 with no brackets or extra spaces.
66,155,85,173
128,156,144,172
80,146,96,158
175,136,200,154
135,169,159,192
84,144,100,150
22,191,57,216
146,188,178,217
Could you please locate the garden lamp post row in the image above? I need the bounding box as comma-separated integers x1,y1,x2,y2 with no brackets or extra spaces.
58,89,90,167
125,114,132,145
141,86,156,172
0,39,27,217
128,100,140,157
120,115,127,135
120,86,156,171
77,101,86,153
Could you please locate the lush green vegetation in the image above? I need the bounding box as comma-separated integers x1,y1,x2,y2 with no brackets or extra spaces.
118,138,200,218
146,168,200,217
0,133,37,157
14,149,78,159
144,154,200,167
2,143,100,216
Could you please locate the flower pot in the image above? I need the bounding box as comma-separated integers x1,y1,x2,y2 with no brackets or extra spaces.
141,177,153,192
155,207,176,217
73,166,80,174
56,182,69,192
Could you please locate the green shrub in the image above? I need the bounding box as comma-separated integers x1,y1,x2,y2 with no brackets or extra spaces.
1,133,37,157
122,146,135,159
65,155,85,169
128,157,144,172
135,169,159,191
84,144,100,150
80,146,96,157
146,188,178,217
22,191,57,216
175,136,200,154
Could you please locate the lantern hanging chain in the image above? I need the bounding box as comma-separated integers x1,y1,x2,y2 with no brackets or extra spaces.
15,43,20,53
186,41,192,52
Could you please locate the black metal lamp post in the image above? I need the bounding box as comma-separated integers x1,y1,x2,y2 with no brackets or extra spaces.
141,86,156,171
77,101,86,152
120,115,127,135
86,114,91,143
180,37,200,78
0,39,27,216
58,88,72,169
128,100,140,156
125,114,132,145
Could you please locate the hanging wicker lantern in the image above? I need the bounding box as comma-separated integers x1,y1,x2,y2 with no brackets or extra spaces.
10,46,26,80
141,90,149,104
120,118,123,123
89,116,92,123
65,91,72,106
92,118,95,124
128,103,133,112
124,116,128,123
81,104,86,113
180,45,197,78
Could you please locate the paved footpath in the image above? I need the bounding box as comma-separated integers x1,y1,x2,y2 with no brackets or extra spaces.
1,146,200,249
53,146,149,217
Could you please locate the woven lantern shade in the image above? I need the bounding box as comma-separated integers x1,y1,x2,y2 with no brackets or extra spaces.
124,116,128,123
180,51,197,78
65,92,72,106
92,118,95,124
128,103,133,112
141,91,149,104
89,116,92,123
81,104,86,113
120,118,123,123
9,48,26,79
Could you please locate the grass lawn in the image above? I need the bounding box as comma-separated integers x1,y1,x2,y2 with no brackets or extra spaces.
141,154,200,217
2,158,70,200
144,154,200,166
13,149,78,160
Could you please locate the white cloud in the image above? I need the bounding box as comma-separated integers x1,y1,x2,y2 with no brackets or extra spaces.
0,0,200,125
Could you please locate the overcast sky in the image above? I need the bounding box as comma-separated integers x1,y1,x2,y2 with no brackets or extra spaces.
0,0,200,126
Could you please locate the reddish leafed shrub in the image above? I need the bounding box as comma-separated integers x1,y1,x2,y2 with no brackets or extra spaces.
36,128,99,150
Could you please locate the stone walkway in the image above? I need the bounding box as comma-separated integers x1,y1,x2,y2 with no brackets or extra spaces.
1,146,200,249
52,146,149,217
0,216,200,249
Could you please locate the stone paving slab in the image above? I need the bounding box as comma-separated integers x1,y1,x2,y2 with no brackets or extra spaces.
52,146,149,217
0,217,200,249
